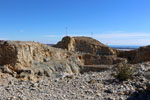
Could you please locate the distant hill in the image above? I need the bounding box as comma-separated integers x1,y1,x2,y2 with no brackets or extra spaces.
48,44,140,50
109,45,140,49
47,44,55,46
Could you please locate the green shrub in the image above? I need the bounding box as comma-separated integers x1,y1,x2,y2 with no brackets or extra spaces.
114,63,136,81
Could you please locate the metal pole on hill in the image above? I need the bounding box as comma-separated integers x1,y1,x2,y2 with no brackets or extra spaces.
91,32,93,38
65,27,68,36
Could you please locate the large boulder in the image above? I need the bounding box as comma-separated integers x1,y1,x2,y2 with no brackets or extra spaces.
54,36,117,55
0,41,83,80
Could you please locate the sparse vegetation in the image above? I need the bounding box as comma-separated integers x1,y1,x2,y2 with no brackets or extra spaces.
114,63,136,81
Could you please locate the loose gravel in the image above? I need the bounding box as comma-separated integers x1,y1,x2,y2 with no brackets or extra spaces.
0,62,150,100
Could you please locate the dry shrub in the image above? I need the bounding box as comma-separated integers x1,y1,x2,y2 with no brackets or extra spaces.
114,63,136,81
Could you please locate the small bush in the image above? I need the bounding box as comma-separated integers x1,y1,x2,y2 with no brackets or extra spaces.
114,63,136,81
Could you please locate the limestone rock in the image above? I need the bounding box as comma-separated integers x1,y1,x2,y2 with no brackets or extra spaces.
54,36,127,66
54,36,117,55
117,50,137,63
117,45,150,63
81,53,127,65
0,41,83,80
132,46,150,63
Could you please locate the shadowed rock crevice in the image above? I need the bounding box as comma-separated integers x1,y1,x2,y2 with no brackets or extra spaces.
80,65,111,73
0,41,18,67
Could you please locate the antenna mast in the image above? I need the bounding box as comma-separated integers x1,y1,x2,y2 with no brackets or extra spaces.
65,27,68,36
91,32,93,37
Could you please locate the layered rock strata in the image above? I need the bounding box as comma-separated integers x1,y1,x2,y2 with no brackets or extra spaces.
0,41,83,80
54,36,117,55
117,46,150,63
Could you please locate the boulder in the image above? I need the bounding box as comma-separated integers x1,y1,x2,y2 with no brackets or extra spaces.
54,36,117,55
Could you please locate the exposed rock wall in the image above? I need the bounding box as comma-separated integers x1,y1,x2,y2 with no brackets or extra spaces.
0,41,83,80
0,39,126,81
54,36,117,55
54,36,127,66
82,53,127,65
1,38,150,80
117,46,150,64
132,46,150,63
117,50,137,63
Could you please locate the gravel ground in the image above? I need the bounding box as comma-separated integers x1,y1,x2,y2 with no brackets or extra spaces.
0,62,150,100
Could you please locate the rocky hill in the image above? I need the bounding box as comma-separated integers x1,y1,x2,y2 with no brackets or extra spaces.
54,36,150,65
54,36,129,65
54,36,117,55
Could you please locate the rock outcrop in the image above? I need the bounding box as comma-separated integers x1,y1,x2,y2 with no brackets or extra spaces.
0,41,83,80
117,45,150,64
54,36,150,64
81,53,127,65
0,39,125,81
54,36,117,55
1,37,150,81
132,46,150,63
117,50,137,63
53,36,126,66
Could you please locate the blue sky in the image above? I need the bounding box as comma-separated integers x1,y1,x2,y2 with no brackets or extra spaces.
0,0,150,45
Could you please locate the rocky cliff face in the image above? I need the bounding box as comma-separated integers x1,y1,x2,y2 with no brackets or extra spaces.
1,37,149,81
0,41,83,80
117,50,137,63
54,36,150,64
54,36,117,55
53,36,127,65
81,53,127,65
117,46,150,64
132,46,150,63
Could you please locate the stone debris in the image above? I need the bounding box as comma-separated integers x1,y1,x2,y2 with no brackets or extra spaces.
0,62,149,100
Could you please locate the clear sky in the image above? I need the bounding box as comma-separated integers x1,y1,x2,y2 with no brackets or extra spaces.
0,0,150,45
